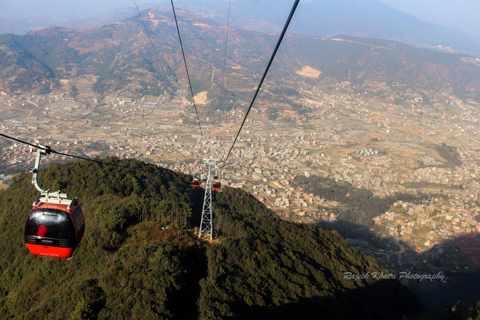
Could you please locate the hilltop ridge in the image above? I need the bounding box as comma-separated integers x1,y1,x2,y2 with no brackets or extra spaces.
0,158,424,319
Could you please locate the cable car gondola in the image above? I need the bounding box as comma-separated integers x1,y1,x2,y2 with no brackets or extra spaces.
25,197,85,258
213,180,221,190
192,177,199,188
24,149,85,259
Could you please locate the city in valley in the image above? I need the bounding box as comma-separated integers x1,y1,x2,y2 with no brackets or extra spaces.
2,75,480,286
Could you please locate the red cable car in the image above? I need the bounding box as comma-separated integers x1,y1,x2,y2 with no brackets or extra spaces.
24,148,85,259
25,197,85,258
192,178,199,188
213,181,221,190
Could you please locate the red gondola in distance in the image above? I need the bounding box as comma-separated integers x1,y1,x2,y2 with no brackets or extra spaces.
192,178,199,188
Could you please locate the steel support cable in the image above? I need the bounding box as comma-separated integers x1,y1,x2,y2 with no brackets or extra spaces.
0,133,47,151
169,0,205,141
132,0,171,84
221,0,300,169
213,0,233,164
0,133,135,170
221,0,232,89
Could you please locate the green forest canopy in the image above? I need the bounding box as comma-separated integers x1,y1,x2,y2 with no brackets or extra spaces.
0,158,426,319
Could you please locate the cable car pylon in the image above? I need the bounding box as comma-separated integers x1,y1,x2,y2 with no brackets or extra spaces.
199,159,218,240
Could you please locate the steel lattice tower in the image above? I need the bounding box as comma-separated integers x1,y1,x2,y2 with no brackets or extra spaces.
199,159,217,239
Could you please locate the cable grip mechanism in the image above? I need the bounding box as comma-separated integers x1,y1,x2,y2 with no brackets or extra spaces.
31,147,69,205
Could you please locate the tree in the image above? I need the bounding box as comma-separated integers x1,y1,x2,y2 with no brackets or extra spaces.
70,85,79,98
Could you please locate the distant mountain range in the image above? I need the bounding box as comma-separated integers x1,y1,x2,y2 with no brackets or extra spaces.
1,0,480,57
179,0,480,56
1,8,480,104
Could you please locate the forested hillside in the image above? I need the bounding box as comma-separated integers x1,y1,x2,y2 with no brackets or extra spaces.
411,300,480,320
0,158,425,319
203,188,424,319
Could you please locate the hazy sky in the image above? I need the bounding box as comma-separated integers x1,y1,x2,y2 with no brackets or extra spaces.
1,0,480,37
379,0,480,37
0,0,161,20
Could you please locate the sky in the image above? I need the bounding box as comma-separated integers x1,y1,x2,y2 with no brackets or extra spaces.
1,0,480,37
379,0,480,37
